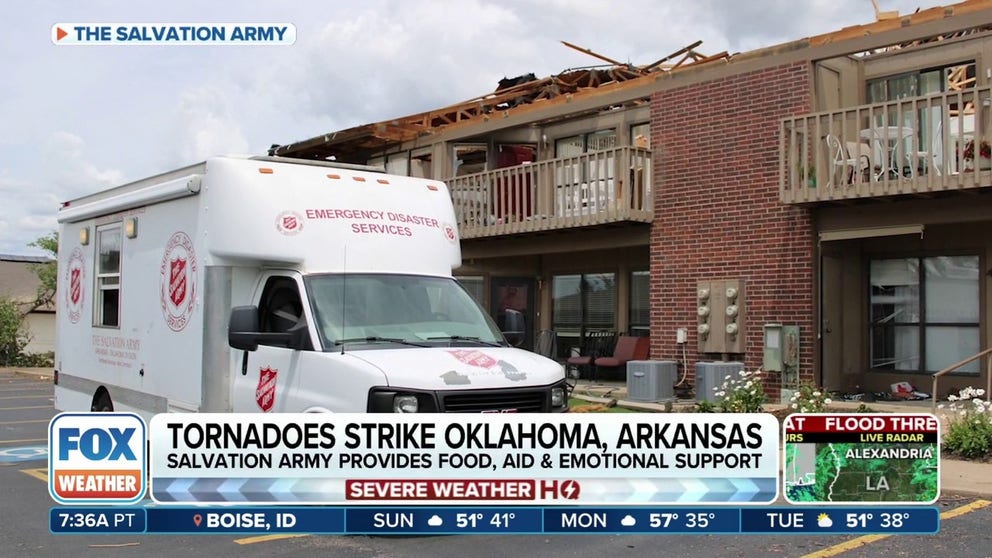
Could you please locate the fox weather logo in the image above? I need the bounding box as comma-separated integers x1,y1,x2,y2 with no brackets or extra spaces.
48,413,146,504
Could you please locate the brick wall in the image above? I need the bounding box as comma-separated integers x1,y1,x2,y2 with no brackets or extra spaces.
649,61,814,401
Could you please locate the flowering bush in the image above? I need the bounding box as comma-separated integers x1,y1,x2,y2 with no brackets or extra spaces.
705,369,766,413
788,383,833,413
939,387,992,459
962,139,992,161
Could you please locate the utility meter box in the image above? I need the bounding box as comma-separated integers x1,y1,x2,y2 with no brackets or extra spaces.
763,324,799,374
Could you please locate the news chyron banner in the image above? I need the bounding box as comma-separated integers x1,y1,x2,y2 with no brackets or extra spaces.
783,413,940,505
148,413,780,505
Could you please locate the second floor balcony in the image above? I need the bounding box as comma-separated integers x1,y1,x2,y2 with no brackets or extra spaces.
449,146,652,239
781,85,992,204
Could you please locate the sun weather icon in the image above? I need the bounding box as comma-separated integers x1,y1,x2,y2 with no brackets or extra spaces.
817,513,833,528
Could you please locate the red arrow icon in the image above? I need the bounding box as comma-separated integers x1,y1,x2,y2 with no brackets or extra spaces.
56,27,67,41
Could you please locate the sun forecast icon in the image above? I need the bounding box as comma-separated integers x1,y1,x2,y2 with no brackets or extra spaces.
817,513,833,528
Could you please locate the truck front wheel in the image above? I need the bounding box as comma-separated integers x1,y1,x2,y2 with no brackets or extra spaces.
91,390,114,412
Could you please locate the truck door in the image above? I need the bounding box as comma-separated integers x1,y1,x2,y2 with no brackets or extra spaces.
231,274,312,412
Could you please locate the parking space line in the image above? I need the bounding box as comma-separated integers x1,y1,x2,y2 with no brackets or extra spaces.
234,534,309,545
800,499,992,558
0,387,52,392
0,419,50,425
0,395,52,400
0,438,46,445
0,405,53,410
21,468,48,482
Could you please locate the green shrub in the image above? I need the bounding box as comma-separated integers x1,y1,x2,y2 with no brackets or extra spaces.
940,387,992,459
0,298,29,366
711,369,766,413
788,383,832,413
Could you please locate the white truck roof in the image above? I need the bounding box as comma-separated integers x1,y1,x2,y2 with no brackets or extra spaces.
59,155,462,275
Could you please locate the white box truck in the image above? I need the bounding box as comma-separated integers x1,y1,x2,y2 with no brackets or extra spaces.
53,156,566,419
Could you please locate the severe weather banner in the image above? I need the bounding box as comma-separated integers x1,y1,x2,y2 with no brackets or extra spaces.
149,413,780,505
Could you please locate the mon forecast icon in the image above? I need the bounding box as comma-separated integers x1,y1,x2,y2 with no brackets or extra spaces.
49,413,147,504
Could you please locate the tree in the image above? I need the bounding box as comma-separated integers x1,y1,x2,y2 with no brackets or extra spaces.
0,297,29,366
0,232,57,366
26,231,58,313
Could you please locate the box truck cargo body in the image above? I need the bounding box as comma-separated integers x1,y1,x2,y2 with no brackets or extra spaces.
54,156,567,420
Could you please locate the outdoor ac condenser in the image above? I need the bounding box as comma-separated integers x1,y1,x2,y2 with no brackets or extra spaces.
695,361,745,403
626,361,676,402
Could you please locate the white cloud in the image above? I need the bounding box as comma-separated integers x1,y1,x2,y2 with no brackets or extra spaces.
171,85,251,164
0,0,952,255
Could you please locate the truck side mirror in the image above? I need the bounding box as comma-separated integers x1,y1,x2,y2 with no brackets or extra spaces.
229,306,262,351
228,306,310,351
501,308,526,348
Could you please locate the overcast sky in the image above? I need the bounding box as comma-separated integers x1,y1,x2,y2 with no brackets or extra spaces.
1,0,950,255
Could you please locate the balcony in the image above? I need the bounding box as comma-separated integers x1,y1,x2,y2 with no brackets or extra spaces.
781,85,992,204
449,147,652,239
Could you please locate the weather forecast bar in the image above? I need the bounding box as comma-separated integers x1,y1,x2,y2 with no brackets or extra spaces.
49,506,940,535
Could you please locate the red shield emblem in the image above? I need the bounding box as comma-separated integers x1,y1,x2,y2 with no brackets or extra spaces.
256,367,277,412
447,350,498,369
169,257,187,306
70,268,81,305
282,215,298,231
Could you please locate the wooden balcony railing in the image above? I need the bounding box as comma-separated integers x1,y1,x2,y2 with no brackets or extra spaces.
448,147,652,239
781,85,992,204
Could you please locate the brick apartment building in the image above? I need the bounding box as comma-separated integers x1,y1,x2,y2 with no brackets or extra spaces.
272,0,992,402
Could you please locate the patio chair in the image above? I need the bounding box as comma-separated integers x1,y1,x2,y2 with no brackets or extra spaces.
565,330,616,379
592,335,650,382
845,141,873,183
826,134,862,186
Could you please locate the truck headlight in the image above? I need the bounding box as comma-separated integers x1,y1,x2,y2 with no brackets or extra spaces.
368,389,438,412
551,386,565,408
393,395,419,413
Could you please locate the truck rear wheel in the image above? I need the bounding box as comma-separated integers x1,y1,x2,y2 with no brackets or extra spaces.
91,391,114,412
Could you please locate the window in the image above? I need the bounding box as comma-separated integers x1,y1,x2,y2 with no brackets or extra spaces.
95,224,121,327
453,144,488,176
870,255,980,374
630,123,650,149
455,276,485,307
866,62,976,172
554,129,618,216
552,273,616,357
629,271,650,336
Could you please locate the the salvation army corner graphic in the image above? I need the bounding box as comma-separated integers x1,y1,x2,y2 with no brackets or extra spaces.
49,413,147,505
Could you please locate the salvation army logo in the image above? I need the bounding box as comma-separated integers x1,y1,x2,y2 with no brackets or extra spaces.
64,247,85,324
159,232,197,332
275,210,304,236
443,223,457,243
447,349,498,369
256,367,277,412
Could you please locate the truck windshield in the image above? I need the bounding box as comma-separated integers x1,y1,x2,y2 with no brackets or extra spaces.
305,274,507,350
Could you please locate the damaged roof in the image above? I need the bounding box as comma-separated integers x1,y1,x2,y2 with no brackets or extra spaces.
270,0,992,162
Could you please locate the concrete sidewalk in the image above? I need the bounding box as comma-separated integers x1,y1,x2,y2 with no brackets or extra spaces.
9,367,990,499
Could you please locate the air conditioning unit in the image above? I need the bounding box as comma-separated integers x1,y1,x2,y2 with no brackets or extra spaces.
695,361,745,403
626,361,676,402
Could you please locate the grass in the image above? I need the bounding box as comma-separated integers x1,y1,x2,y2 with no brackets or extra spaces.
568,398,642,413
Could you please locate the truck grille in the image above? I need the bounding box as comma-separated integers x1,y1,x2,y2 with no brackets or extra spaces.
440,388,548,413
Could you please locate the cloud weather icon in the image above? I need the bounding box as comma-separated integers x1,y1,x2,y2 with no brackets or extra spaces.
621,515,637,527
817,513,833,528
427,515,444,527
